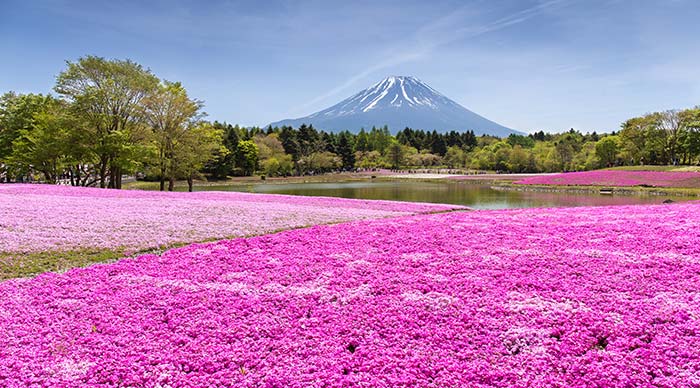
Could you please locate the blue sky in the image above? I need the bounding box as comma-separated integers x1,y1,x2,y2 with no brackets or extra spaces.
2,0,699,133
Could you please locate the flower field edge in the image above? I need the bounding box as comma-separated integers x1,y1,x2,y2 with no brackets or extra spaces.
514,170,700,188
0,183,469,279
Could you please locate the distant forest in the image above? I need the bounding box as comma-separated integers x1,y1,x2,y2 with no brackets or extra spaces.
1,56,699,190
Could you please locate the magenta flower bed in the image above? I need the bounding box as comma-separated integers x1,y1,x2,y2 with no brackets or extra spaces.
2,203,700,386
0,184,462,254
515,170,700,188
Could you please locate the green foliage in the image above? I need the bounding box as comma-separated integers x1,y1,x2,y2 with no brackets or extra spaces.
141,80,204,190
8,97,76,182
617,109,700,165
204,122,240,179
172,123,225,191
507,134,535,148
299,151,341,173
443,146,467,168
255,133,292,176
355,129,370,152
595,136,620,167
571,142,599,171
55,55,159,188
235,140,259,176
406,150,442,167
355,150,383,169
279,126,300,161
337,132,355,169
260,154,293,176
0,93,60,180
507,145,534,173
386,140,405,169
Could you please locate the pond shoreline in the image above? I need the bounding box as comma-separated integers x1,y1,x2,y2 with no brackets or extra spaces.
491,183,700,197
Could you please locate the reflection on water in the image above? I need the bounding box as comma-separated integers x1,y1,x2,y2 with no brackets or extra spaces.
183,181,684,209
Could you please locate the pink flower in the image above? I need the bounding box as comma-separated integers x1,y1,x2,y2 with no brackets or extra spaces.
515,170,700,188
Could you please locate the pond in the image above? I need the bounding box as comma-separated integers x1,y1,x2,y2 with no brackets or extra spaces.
183,180,684,209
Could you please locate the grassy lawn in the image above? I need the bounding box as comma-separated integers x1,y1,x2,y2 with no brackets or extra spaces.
0,249,125,280
123,174,374,191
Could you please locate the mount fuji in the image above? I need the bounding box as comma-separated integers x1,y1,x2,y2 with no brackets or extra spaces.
269,76,520,136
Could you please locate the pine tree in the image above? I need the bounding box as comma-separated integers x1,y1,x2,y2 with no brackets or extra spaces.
337,132,355,170
279,126,300,161
430,130,447,156
355,128,370,152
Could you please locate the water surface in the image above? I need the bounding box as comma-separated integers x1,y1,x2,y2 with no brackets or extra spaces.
183,181,684,209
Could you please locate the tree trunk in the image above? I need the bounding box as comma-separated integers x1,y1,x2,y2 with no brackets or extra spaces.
116,168,122,189
108,168,115,188
43,170,55,184
99,158,108,188
159,163,166,191
187,175,193,192
168,176,175,192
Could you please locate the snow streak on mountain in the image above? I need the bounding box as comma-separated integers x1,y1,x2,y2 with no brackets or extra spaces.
269,76,521,136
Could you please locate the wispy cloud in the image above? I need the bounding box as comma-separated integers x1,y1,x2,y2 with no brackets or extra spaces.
289,0,571,117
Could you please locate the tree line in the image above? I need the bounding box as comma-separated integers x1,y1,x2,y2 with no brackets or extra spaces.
2,56,700,190
0,56,222,191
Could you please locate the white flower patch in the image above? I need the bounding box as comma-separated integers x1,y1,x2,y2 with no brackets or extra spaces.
402,290,458,310
54,359,95,381
501,327,549,355
507,292,590,316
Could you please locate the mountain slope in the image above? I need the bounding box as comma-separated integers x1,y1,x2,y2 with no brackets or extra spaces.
269,76,521,136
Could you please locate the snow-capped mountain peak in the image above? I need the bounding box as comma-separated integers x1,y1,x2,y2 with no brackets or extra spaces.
311,76,451,117
269,76,520,136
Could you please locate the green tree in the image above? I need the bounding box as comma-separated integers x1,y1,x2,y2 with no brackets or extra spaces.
386,140,405,169
55,55,159,188
141,81,203,191
553,132,582,171
619,115,654,165
260,154,293,176
657,110,685,165
171,122,224,191
235,140,258,176
355,150,383,169
571,141,599,171
507,134,535,148
406,151,442,167
429,130,447,156
7,96,75,183
507,145,533,172
0,93,59,181
532,142,559,172
443,145,467,168
254,133,292,176
204,122,236,178
279,126,300,174
368,126,391,153
355,129,370,152
337,132,355,170
299,151,341,173
595,136,620,167
678,108,700,164
297,124,320,156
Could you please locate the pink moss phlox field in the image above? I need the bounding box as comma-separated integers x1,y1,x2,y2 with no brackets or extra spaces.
0,184,463,254
2,203,700,386
515,170,700,188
